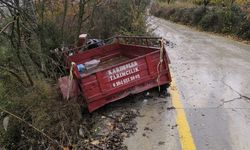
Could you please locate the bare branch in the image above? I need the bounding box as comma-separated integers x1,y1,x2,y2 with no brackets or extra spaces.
0,20,15,34
0,65,26,86
0,106,64,149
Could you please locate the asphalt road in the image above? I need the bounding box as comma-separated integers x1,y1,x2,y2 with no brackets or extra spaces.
125,16,250,150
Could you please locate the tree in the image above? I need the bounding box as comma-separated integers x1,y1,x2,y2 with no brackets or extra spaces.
0,0,150,148
203,0,210,6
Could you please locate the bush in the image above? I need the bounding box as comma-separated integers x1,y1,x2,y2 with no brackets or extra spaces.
217,6,244,33
181,8,195,25
151,2,249,41
192,6,206,25
170,8,191,23
0,80,84,149
238,19,250,40
199,11,219,31
150,4,176,20
162,8,176,19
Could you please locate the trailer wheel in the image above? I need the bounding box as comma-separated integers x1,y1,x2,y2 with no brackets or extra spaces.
81,103,89,115
159,83,170,97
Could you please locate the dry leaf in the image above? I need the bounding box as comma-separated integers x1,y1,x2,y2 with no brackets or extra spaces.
3,116,9,131
107,122,114,130
91,140,100,145
79,128,84,137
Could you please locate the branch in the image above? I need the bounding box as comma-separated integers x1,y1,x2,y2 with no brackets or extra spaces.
0,65,26,86
0,106,64,149
0,20,15,34
0,0,38,31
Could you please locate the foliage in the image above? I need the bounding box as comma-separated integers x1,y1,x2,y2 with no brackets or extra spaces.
198,10,219,31
192,6,206,24
151,1,250,40
88,0,149,38
237,18,250,39
0,80,83,149
0,0,150,149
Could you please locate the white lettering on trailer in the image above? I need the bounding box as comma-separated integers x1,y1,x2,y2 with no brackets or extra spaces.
112,74,140,88
109,67,139,81
108,61,138,76
107,61,141,88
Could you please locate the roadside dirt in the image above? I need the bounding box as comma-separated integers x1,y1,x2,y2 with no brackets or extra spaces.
72,88,170,150
70,93,148,150
77,103,139,149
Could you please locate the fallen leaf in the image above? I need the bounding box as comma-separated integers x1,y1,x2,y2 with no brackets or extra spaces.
91,140,100,145
79,128,84,137
3,116,9,131
63,147,70,150
107,122,114,130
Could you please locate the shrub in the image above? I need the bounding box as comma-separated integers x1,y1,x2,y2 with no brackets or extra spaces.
192,6,206,25
237,19,250,40
198,6,245,33
170,8,183,22
0,80,83,149
179,8,195,25
151,5,176,20
199,11,219,31
150,3,161,16
162,8,176,19
214,6,244,33
151,1,249,41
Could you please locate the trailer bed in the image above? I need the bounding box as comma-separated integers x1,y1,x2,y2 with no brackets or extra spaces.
65,37,172,112
83,55,130,76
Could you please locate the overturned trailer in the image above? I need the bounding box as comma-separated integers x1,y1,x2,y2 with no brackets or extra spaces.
59,36,172,112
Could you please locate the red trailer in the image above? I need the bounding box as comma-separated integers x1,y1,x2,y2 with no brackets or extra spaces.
59,36,172,112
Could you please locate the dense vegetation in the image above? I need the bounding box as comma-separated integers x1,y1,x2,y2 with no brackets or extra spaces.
0,0,149,149
151,0,250,40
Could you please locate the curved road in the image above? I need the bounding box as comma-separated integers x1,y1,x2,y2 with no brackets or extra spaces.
125,16,250,150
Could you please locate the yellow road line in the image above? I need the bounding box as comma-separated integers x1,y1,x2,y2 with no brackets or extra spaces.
170,79,196,150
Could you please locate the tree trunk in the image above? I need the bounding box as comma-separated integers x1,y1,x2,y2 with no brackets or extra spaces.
61,0,68,43
77,0,85,37
15,14,34,86
38,0,48,77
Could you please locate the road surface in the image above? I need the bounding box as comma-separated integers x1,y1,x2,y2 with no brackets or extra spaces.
125,16,250,150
